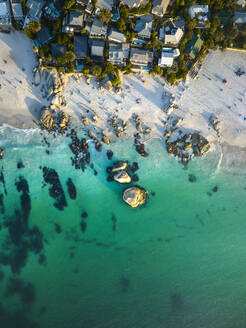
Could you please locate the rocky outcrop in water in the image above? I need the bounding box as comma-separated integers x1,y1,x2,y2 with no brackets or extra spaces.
112,161,128,172
42,167,67,211
113,170,131,184
164,129,210,164
123,186,147,208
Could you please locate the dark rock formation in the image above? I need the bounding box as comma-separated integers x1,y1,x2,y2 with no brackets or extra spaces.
42,167,67,211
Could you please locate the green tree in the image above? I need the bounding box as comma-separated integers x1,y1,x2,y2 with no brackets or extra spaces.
99,9,111,24
57,55,67,65
65,50,75,62
117,18,126,32
25,27,35,39
29,20,41,33
119,6,129,20
92,65,102,76
66,62,75,73
105,62,115,73
82,66,90,76
111,73,121,86
64,0,76,10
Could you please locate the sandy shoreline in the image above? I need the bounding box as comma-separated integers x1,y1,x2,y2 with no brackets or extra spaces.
0,31,246,151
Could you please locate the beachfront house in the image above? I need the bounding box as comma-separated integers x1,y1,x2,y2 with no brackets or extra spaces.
63,11,85,33
76,0,90,8
134,14,153,39
234,12,246,26
184,33,203,61
159,19,184,45
130,47,153,69
158,48,180,68
10,0,24,22
120,0,143,8
152,0,171,17
89,18,107,38
36,26,53,46
236,0,246,7
108,28,126,43
90,39,105,62
74,34,88,59
96,0,113,11
108,43,129,64
25,0,45,25
0,0,11,30
189,5,209,28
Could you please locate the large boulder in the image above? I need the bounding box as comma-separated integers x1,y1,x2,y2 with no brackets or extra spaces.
123,186,147,208
112,161,128,172
40,107,54,130
113,170,131,184
58,111,69,130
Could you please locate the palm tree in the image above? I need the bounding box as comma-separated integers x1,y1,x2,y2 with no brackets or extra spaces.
92,65,102,76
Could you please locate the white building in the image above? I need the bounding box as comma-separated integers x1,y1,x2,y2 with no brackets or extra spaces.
0,0,11,28
237,0,246,7
152,0,171,17
189,5,209,21
159,20,184,45
158,48,180,67
108,28,126,43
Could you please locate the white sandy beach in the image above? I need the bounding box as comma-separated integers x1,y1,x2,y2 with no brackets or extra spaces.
0,31,246,149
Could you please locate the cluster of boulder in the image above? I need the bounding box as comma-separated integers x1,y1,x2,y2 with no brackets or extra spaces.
106,161,139,184
107,115,128,138
37,68,67,110
87,130,102,151
134,133,149,157
106,161,147,208
132,114,151,157
39,106,71,132
69,129,90,170
165,130,210,164
133,114,151,135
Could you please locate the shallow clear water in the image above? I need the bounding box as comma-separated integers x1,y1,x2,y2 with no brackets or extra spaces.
0,126,246,328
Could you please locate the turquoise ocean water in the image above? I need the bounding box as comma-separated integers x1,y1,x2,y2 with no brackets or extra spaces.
0,125,246,328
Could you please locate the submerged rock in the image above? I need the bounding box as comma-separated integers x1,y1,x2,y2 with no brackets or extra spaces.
136,144,149,157
66,178,76,200
113,170,131,184
123,186,147,208
106,150,113,160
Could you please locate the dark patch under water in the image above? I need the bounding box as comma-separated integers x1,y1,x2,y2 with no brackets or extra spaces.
111,213,117,232
42,167,67,211
66,178,77,200
0,303,39,328
54,223,62,234
5,277,35,306
17,160,25,169
15,176,31,223
170,292,184,312
120,276,130,293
